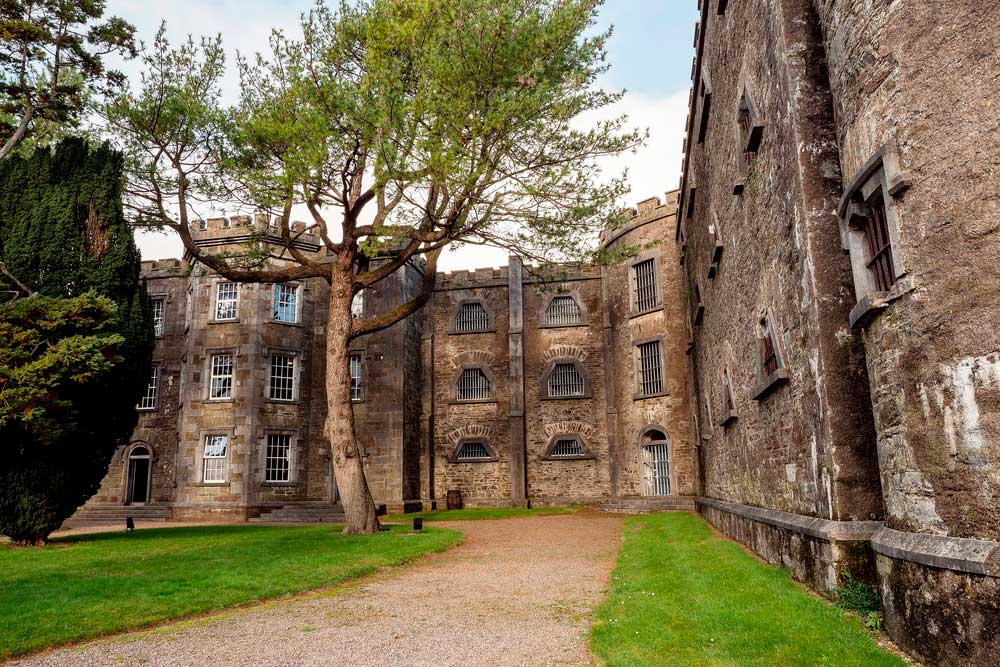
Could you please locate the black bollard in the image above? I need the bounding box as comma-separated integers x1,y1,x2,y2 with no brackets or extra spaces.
413,517,423,532
125,517,135,532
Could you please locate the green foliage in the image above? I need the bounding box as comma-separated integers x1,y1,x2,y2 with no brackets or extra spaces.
590,513,906,667
833,571,882,615
0,523,462,658
0,138,153,544
0,0,135,159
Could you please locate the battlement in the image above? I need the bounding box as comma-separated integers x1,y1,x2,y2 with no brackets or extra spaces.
188,213,323,252
599,191,680,249
141,258,189,278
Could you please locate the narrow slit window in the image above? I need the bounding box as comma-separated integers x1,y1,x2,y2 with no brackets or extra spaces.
633,259,659,312
546,296,582,326
864,195,897,292
548,363,585,397
350,353,363,401
455,302,490,332
265,434,291,482
273,284,298,322
203,435,228,483
137,367,159,410
151,299,165,336
456,441,491,462
209,354,234,400
759,318,781,377
269,353,296,401
457,368,491,401
550,438,585,458
638,341,664,396
215,283,238,321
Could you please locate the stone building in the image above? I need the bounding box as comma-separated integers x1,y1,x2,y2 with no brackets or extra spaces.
76,196,695,523
677,1,999,665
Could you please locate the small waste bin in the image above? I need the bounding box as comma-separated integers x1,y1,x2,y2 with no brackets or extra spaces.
446,489,463,510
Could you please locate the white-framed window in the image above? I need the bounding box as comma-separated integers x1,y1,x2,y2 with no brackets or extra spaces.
215,282,238,321
269,353,296,401
455,302,490,332
209,353,234,400
632,258,659,312
457,367,491,401
137,367,159,410
203,434,229,483
273,284,298,323
351,291,364,319
265,433,292,483
637,340,664,396
545,295,582,326
547,363,585,397
151,298,165,336
456,441,491,462
350,353,364,401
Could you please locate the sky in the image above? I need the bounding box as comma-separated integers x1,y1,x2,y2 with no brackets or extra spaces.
108,0,700,270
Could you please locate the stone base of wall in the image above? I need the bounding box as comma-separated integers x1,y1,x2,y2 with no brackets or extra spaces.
171,506,252,522
696,497,881,592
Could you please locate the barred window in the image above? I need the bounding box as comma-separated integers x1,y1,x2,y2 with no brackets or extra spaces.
455,302,490,332
269,353,296,401
633,259,659,312
637,340,664,396
215,283,238,321
203,435,228,483
457,367,491,401
456,441,491,462
351,291,364,319
265,434,291,482
545,295,582,326
550,438,585,458
759,319,781,377
151,299,165,336
137,367,159,410
209,354,234,400
864,195,896,292
350,353,363,401
273,284,298,322
547,363,585,397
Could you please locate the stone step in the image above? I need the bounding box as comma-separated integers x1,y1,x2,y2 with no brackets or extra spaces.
63,505,172,527
249,503,345,524
595,496,697,514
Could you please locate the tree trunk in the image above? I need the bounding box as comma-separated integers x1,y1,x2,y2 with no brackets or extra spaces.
325,261,381,535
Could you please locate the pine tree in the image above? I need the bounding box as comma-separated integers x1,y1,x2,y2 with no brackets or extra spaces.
0,138,153,545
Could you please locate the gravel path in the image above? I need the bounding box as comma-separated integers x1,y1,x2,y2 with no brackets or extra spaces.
11,513,624,667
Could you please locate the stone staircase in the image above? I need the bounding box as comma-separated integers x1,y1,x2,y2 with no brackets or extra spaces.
594,496,697,514
248,502,346,524
64,504,173,528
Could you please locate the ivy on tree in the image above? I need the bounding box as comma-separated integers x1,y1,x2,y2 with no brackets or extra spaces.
103,0,642,534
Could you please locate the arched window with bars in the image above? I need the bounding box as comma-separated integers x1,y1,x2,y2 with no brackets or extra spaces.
547,363,585,397
455,367,493,401
454,301,491,333
545,295,582,326
542,434,593,460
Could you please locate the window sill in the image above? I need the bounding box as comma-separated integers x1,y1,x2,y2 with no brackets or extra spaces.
209,318,240,325
270,319,303,328
265,398,301,405
205,398,235,404
540,455,595,462
633,390,669,401
448,399,498,405
849,291,891,330
262,481,297,487
541,393,593,401
751,369,790,401
719,410,738,427
190,482,230,487
136,407,158,413
538,322,588,330
447,329,497,336
629,305,664,319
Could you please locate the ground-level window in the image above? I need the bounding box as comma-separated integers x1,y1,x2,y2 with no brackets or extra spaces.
151,298,165,336
456,441,492,462
137,367,159,410
637,340,664,396
265,434,292,482
350,353,364,401
273,284,298,322
269,353,296,401
547,363,585,397
640,429,671,497
545,295,582,326
457,367,492,401
209,354,234,400
215,282,238,321
203,435,229,483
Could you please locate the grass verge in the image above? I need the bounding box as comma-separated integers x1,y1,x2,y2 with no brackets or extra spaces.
383,505,580,523
590,513,906,667
0,523,461,659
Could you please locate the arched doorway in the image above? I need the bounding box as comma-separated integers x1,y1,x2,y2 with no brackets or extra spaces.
126,445,151,505
640,428,671,497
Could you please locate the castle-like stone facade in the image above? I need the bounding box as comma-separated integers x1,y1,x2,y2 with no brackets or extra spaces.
82,196,694,522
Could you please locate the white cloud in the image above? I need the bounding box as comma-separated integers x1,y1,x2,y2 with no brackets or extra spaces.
113,2,689,270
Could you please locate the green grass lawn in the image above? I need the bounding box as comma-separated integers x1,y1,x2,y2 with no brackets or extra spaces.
590,513,906,667
0,524,461,659
382,505,580,523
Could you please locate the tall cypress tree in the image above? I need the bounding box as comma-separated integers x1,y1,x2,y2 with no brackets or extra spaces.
0,138,153,544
